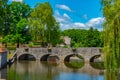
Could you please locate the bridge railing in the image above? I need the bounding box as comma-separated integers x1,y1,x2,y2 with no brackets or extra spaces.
7,50,17,63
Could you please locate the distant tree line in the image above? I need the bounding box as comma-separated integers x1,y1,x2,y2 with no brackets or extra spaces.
61,27,103,47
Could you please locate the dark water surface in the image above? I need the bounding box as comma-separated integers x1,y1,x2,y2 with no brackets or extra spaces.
0,61,107,80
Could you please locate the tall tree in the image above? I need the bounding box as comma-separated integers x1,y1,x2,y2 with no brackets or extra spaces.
0,0,8,36
8,2,31,34
29,2,60,46
2,18,31,48
2,2,31,47
102,0,120,69
50,22,61,46
16,18,31,47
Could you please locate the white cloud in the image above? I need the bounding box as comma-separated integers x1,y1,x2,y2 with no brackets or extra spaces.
86,17,105,29
59,22,86,30
10,0,23,2
74,22,86,28
54,11,104,30
63,13,71,20
55,11,71,23
56,17,66,23
55,10,60,16
56,4,72,12
60,23,71,30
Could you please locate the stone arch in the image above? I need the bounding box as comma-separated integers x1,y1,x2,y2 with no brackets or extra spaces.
40,54,50,61
64,54,84,62
90,54,101,62
18,53,36,61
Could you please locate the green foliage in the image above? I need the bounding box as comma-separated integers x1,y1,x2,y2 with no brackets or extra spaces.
28,42,34,47
0,0,8,36
16,18,32,44
2,19,32,47
2,34,14,44
102,0,120,69
7,2,31,34
2,34,21,44
1,2,31,47
29,2,60,46
62,28,103,47
1,1,61,47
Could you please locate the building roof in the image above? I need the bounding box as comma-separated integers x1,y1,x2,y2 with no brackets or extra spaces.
0,48,7,53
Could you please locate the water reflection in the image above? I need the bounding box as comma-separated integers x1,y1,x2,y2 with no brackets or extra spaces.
5,60,120,80
0,67,7,79
41,61,59,67
1,59,120,80
90,62,105,70
6,61,106,80
8,61,60,80
105,70,120,80
64,62,84,69
54,72,104,80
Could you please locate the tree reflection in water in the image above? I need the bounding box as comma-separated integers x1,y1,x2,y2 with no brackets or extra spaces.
105,70,120,80
90,62,105,70
6,60,120,80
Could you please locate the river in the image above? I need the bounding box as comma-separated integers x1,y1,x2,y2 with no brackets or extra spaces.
0,61,107,80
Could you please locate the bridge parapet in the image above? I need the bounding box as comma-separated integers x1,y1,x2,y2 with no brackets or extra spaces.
52,48,73,55
77,47,101,57
91,47,101,55
29,48,48,54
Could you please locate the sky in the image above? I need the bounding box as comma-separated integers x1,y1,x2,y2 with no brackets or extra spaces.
9,0,105,31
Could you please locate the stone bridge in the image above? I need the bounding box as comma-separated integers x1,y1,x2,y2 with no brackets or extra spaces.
15,47,102,62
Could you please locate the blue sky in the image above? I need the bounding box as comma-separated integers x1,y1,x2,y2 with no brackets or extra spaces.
9,0,105,30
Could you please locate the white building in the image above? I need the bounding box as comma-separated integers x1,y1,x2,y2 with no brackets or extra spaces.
64,36,71,48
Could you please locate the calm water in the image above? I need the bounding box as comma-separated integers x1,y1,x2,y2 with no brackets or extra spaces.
1,61,120,80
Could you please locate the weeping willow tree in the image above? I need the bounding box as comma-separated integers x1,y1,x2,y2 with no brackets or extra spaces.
102,0,120,69
29,2,61,46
